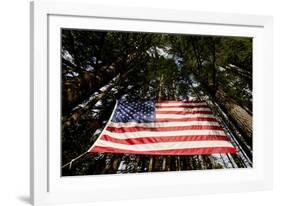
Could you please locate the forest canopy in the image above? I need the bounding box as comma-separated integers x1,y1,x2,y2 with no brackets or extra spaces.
61,29,252,176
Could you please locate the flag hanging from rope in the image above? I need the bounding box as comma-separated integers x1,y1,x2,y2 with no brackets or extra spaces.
88,100,237,155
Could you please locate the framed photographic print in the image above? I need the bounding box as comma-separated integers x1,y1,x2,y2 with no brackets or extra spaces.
30,0,273,205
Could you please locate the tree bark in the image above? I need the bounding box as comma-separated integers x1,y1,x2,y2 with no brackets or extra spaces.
215,88,252,146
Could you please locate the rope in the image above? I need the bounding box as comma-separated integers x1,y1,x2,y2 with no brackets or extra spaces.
62,151,89,170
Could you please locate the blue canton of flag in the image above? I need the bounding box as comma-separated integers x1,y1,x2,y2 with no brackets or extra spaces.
111,100,155,123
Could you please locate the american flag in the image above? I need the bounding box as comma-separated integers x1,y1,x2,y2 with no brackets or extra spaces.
88,100,237,155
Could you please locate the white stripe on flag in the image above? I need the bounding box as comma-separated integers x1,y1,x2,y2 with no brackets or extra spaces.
95,139,233,151
103,129,226,139
156,114,215,118
108,121,220,128
156,102,207,107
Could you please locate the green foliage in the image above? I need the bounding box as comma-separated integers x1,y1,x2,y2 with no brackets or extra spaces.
61,29,252,113
219,37,252,72
167,34,252,107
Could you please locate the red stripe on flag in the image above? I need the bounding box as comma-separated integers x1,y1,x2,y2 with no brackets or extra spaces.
156,111,212,115
100,134,230,145
90,146,237,155
156,105,209,109
155,117,217,122
157,100,206,103
106,125,224,133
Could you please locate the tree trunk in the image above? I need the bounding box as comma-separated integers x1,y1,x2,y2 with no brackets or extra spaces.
190,37,203,72
63,68,133,128
215,88,252,146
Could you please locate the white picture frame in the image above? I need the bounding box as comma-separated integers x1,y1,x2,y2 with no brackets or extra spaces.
30,0,273,205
